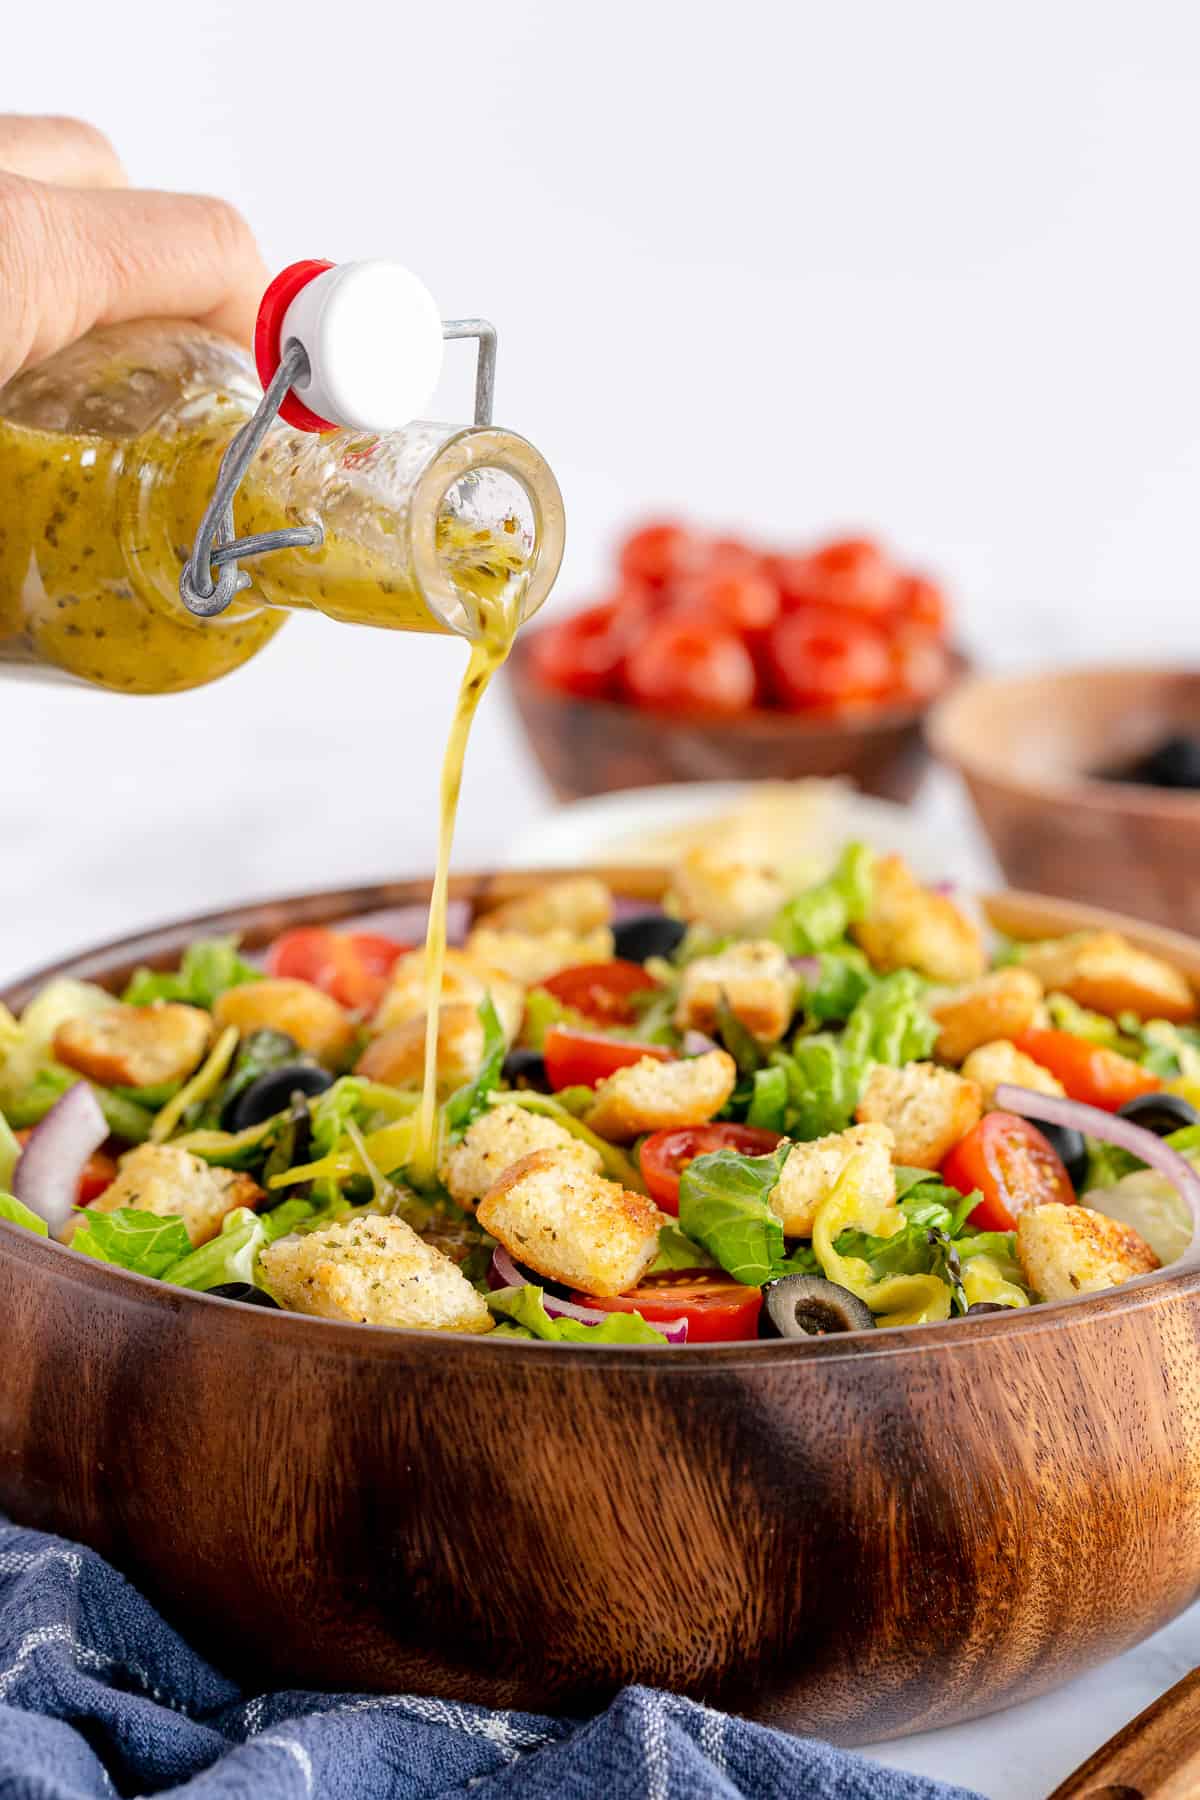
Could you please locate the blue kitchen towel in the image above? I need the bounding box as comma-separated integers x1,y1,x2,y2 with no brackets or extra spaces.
0,1520,984,1799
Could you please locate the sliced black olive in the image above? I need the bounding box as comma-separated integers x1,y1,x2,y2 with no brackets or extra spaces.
760,1274,875,1337
612,912,687,964
1118,1092,1200,1136
965,1301,1010,1316
1036,1120,1088,1189
206,1283,280,1309
501,1048,551,1092
225,1064,334,1132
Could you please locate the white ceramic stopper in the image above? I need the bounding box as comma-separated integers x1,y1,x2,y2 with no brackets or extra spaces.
280,261,444,432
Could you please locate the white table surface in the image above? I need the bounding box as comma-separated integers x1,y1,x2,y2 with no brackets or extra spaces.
1,622,1195,1799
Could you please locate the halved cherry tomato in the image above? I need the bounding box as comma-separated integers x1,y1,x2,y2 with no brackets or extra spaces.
528,596,648,700
1012,1029,1161,1113
640,1123,783,1215
623,618,758,715
541,960,659,1026
572,1269,764,1343
765,608,892,709
266,926,409,1012
542,1025,673,1091
15,1132,116,1206
941,1112,1075,1232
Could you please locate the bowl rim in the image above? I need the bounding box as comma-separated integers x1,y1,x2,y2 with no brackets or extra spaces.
509,628,969,739
928,663,1200,821
4,865,1199,1365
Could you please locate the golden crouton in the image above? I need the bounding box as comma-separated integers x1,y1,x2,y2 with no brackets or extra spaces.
356,1003,491,1096
960,1039,1066,1111
674,940,796,1045
212,979,353,1063
855,1061,982,1168
771,1123,896,1237
260,1214,493,1331
930,968,1044,1064
54,1002,212,1090
479,877,613,936
1019,932,1196,1024
372,946,523,1041
440,1102,602,1209
78,1142,262,1247
1016,1203,1159,1301
669,847,787,936
477,1148,663,1296
851,855,986,984
583,1048,738,1143
464,924,615,988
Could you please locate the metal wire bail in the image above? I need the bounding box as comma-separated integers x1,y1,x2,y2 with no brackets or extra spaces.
179,321,499,618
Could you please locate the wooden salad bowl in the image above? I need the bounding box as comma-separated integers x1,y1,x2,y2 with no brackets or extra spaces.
2,871,1200,1746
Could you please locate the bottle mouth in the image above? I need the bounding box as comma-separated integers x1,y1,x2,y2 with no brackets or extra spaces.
410,427,565,639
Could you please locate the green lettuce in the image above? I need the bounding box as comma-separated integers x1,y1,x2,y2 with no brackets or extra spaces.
677,1144,791,1286
894,1169,979,1235
772,970,937,1140
487,1284,668,1344
71,1208,193,1276
1,1068,154,1143
648,1222,718,1273
122,937,261,1011
520,986,588,1051
1084,1121,1200,1192
795,946,874,1026
777,1035,859,1138
163,1207,266,1290
746,1065,788,1133
0,1193,47,1237
502,1091,644,1191
191,1029,301,1132
0,1114,20,1193
770,843,874,956
444,996,506,1138
841,970,937,1069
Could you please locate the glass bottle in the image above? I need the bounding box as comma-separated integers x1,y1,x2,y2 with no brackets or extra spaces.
0,319,564,693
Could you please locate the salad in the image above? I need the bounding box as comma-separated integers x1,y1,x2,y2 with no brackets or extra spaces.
1,846,1198,1345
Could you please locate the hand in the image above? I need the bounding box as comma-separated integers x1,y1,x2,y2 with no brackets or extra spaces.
0,114,270,386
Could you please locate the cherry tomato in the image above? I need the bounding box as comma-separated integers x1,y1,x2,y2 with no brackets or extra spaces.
672,564,780,634
770,537,900,617
765,608,892,709
573,1269,764,1343
623,618,758,715
541,960,660,1026
618,521,694,589
266,926,408,1012
640,1123,783,1215
16,1133,116,1206
941,1112,1075,1232
1012,1029,1162,1113
893,573,948,636
528,597,646,700
543,1026,673,1091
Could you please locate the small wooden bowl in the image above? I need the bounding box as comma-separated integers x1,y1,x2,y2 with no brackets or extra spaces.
507,635,968,805
2,871,1200,1746
929,666,1200,933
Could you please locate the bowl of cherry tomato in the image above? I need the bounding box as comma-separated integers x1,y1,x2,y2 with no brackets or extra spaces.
509,521,965,804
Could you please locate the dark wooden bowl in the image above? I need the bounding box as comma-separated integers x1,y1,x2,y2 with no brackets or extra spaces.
507,635,969,805
3,870,1200,1746
928,666,1200,933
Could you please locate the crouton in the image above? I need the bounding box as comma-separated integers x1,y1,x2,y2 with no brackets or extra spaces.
855,1061,983,1168
464,924,615,987
54,1002,212,1090
78,1142,262,1247
930,968,1044,1064
1016,1203,1159,1301
674,940,796,1044
961,1039,1066,1111
477,1149,663,1296
669,847,787,935
1019,932,1196,1024
356,1003,491,1096
771,1123,896,1237
851,855,986,983
583,1048,737,1143
479,877,613,936
212,979,353,1063
372,946,523,1041
440,1101,602,1209
260,1214,493,1331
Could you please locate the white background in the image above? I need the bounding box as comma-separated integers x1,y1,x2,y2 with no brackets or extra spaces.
3,6,1200,1790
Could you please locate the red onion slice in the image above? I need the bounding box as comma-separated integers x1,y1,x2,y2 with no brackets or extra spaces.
682,1030,720,1057
994,1083,1200,1255
12,1082,108,1236
488,1244,688,1342
790,957,822,984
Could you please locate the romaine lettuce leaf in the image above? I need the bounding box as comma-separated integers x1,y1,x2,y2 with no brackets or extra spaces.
677,1144,790,1285
746,1065,788,1133
0,1114,20,1193
770,843,874,956
0,979,117,1105
162,1207,266,1290
0,1193,47,1237
486,1283,668,1344
444,996,506,1138
122,937,261,1011
2,1067,154,1143
70,1208,193,1276
648,1222,718,1273
795,946,874,1025
894,1169,979,1236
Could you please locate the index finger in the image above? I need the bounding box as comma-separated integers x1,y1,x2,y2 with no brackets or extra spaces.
0,114,126,187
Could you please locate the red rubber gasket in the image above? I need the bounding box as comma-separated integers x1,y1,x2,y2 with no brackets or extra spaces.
254,259,337,433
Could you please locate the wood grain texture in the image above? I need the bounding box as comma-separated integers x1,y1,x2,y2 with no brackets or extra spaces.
506,635,969,805
2,874,1200,1745
1048,1667,1200,1798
